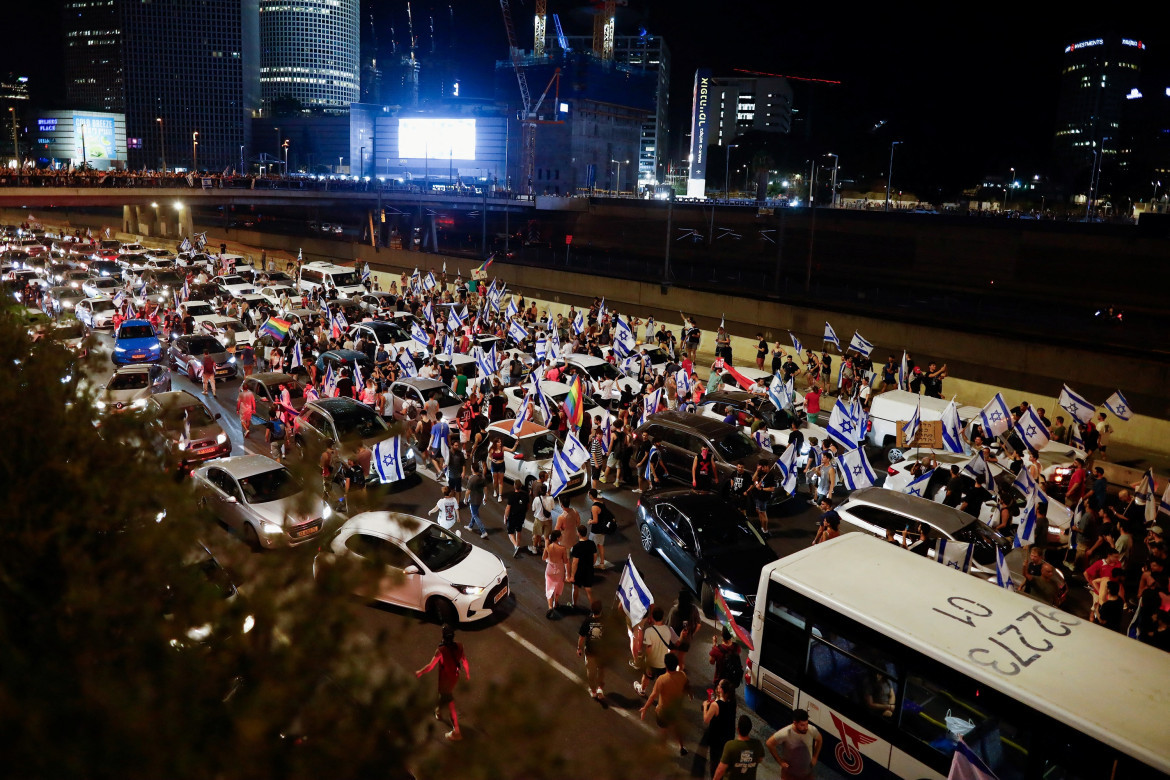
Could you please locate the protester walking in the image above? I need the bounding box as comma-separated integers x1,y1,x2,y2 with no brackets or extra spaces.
415,624,471,742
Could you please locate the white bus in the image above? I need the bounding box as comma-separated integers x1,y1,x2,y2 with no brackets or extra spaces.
746,534,1169,780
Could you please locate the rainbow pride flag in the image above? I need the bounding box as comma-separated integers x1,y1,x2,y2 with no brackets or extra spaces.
259,317,291,342
564,375,585,428
713,587,754,651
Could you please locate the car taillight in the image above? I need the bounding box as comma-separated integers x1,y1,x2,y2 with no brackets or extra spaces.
866,420,872,433
887,466,898,476
513,452,524,460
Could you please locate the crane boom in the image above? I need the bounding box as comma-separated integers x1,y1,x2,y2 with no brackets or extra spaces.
499,0,531,113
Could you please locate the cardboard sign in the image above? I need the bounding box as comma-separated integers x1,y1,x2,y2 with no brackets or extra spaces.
471,268,488,281
897,420,942,449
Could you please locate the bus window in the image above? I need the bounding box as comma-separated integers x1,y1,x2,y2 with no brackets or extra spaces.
806,620,900,713
761,586,808,678
1039,724,1157,780
900,672,1030,780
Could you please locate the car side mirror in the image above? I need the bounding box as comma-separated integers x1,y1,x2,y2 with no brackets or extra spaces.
403,565,419,576
224,496,238,504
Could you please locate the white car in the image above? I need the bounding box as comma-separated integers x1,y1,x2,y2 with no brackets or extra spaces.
214,274,255,299
315,511,510,624
348,321,423,360
566,354,641,399
388,378,464,422
143,257,177,272
471,420,590,493
96,363,173,413
867,390,982,462
145,248,176,261
119,242,147,255
178,300,221,328
882,448,1072,535
200,315,257,348
604,344,673,378
75,296,118,329
259,284,298,310
696,390,828,467
500,380,612,429
81,276,120,299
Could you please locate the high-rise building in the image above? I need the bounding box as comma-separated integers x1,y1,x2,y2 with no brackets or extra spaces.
707,76,793,144
62,0,124,114
61,0,260,171
259,0,359,113
1052,36,1145,185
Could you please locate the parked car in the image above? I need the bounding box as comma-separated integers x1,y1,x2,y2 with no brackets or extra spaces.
315,349,373,379
696,390,828,466
314,511,510,624
168,334,237,380
112,319,162,366
146,390,231,468
240,373,307,423
566,354,641,399
214,274,255,299
636,489,778,624
192,454,329,551
499,380,612,428
293,397,415,484
81,276,119,298
388,378,464,422
46,285,86,315
866,390,982,462
471,420,588,493
199,315,256,348
96,363,172,413
75,296,118,329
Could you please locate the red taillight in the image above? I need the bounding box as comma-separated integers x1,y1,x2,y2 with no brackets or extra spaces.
867,420,872,433
513,452,525,460
887,466,898,475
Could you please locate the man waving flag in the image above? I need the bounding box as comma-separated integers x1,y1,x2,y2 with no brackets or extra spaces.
789,332,803,356
1058,384,1095,426
847,331,874,357
1103,390,1132,421
978,393,1012,437
1013,406,1052,451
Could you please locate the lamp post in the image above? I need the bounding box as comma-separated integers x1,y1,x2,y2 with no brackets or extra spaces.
8,107,19,169
610,158,628,194
239,145,244,174
192,131,199,172
282,139,289,177
885,141,902,212
360,146,365,179
825,153,839,206
723,143,738,198
80,122,87,169
155,117,166,172
1002,166,1015,212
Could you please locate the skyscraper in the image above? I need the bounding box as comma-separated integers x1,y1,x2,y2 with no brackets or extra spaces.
1052,36,1145,186
259,0,359,113
61,0,260,171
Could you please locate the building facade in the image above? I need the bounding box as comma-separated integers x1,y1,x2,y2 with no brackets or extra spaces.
1052,36,1145,186
31,110,128,170
62,0,125,114
259,0,359,113
708,76,794,144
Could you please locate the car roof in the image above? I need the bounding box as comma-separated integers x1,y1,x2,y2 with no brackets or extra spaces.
640,410,740,437
700,390,757,404
248,371,297,385
112,364,153,375
342,511,434,543
323,349,365,359
151,390,205,410
309,396,365,415
567,354,605,366
200,454,286,480
839,486,973,532
397,377,446,390
486,419,549,438
119,318,152,328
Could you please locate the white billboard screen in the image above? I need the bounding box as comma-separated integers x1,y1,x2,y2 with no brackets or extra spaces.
398,118,476,160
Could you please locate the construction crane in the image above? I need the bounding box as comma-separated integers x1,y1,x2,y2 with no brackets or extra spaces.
534,0,546,58
499,0,562,194
592,0,617,61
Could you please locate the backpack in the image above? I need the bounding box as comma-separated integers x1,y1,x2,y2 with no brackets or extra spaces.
721,647,744,687
594,502,618,534
271,418,285,438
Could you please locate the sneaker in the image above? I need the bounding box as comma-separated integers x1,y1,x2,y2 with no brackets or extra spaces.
497,495,502,503
480,532,489,539
445,730,462,742
527,545,538,554
547,609,557,619
599,475,608,483
512,547,522,558
631,488,642,494
633,681,646,697
464,524,474,531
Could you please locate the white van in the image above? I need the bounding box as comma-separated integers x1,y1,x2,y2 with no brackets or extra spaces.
866,389,981,461
297,260,365,298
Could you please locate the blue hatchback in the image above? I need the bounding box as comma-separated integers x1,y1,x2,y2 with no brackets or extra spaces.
112,319,162,365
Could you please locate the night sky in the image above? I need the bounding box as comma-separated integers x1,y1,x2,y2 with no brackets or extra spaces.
9,1,1166,195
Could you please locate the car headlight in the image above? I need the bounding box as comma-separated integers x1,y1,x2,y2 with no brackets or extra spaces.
719,588,747,603
321,504,333,520
261,521,283,535
455,585,485,596
186,623,213,643
242,614,255,634
114,346,127,352
177,440,189,451
216,433,228,445
63,300,74,308
149,344,160,352
406,448,416,459
228,356,236,364
131,398,148,409
95,399,107,409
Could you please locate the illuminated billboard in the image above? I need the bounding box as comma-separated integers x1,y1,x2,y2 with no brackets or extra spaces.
74,114,116,163
398,118,476,160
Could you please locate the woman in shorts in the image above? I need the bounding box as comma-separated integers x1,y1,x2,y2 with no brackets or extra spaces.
488,437,507,501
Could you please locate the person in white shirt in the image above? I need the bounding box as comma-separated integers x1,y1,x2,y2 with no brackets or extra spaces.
530,489,555,555
428,486,461,530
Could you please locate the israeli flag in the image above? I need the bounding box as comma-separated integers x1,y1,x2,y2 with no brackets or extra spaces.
768,372,791,413
1069,421,1084,449
560,430,590,473
535,336,547,361
289,340,304,370
676,368,692,399
620,352,643,377
549,326,561,355
641,388,662,427
1016,485,1040,547
825,399,860,451
423,301,434,325
995,547,1014,589
1103,390,1131,421
423,272,437,291
901,470,933,498
486,344,500,376
643,445,659,480
753,430,773,453
180,278,190,301
333,308,349,332
352,362,364,396
598,297,606,324
1135,469,1160,525
1057,384,1095,426
510,394,531,437
323,365,337,397
961,451,990,482
446,307,463,333
837,447,877,491
529,376,552,422
1013,406,1051,451
823,321,840,349
572,310,585,335
113,290,126,309
902,397,921,446
789,332,803,356
617,557,653,625
373,437,406,483
472,346,493,379
848,331,874,357
361,262,371,283
776,444,798,494
939,399,964,454
978,392,1012,437
505,297,519,320
397,350,417,377
1014,464,1037,496
1160,482,1170,518
933,539,974,573
508,319,529,344
488,293,501,315
600,416,612,455
443,334,454,358
613,316,635,358
179,237,192,253
898,351,909,391
549,445,572,497
410,322,430,352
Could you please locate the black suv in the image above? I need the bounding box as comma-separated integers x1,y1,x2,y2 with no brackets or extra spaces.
635,410,783,490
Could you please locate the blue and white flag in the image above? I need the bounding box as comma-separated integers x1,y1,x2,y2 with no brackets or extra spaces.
848,331,874,357
410,322,430,352
1016,485,1040,547
898,351,909,391
289,340,304,370
508,318,528,344
113,290,126,309
1160,482,1170,519
641,388,662,427
995,547,1014,589
825,399,860,451
676,368,693,399
1014,464,1037,496
443,334,454,358
1069,421,1084,449
837,447,877,491
396,350,417,377
902,397,921,446
940,399,965,454
179,237,192,253
823,321,840,350
332,308,348,333
373,436,406,483
600,416,612,455
446,306,464,333
753,430,773,453
485,344,500,376
352,362,364,396
978,392,1012,437
423,271,437,291
361,262,371,283
572,310,585,335
1103,390,1131,421
180,278,190,301
961,451,990,482
322,364,338,397
505,296,519,321
620,352,643,377
559,430,590,473
548,445,572,498
510,393,532,437
643,444,659,480
789,332,803,356
534,336,547,361
1013,406,1051,451
768,372,792,413
776,444,798,494
529,375,552,422
901,469,933,498
597,297,606,324
422,300,434,325
933,538,974,573
613,316,635,358
1057,384,1095,426
471,346,493,381
617,557,652,625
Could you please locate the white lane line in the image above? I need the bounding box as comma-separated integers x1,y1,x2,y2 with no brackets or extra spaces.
501,627,654,732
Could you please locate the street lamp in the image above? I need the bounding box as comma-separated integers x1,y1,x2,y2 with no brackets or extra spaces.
282,138,289,176
825,153,839,206
610,158,628,194
1002,166,1015,211
360,146,365,179
239,145,244,174
724,144,738,198
155,117,166,172
885,141,902,212
192,131,199,172
7,107,18,169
